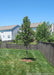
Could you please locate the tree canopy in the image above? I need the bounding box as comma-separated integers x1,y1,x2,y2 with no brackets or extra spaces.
21,16,34,46
36,22,50,42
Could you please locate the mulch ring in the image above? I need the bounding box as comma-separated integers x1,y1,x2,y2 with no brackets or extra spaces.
22,58,36,62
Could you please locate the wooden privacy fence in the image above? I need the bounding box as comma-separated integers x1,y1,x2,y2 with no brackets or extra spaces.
0,42,54,66
37,42,54,66
0,43,37,50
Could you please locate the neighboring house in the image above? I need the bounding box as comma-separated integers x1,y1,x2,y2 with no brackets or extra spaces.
0,25,20,41
30,23,54,34
30,23,42,31
50,24,54,34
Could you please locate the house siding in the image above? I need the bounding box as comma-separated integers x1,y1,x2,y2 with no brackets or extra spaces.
12,27,19,40
53,24,54,32
0,25,20,41
0,31,12,41
50,24,54,34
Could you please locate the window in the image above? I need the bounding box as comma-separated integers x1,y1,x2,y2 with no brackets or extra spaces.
32,27,36,30
8,35,10,38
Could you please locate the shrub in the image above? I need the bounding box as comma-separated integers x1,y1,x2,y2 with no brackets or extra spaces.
48,33,54,42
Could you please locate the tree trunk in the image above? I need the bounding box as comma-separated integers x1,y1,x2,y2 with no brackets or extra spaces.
26,46,28,58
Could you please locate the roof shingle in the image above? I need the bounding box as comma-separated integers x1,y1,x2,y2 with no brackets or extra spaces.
30,23,42,28
0,25,19,31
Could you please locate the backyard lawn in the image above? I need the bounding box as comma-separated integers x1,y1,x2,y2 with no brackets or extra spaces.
0,49,54,75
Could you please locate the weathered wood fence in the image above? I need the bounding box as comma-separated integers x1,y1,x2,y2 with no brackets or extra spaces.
0,42,54,66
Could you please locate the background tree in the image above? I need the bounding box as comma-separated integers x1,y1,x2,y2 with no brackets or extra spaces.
48,33,54,42
20,16,34,58
36,22,50,42
15,34,21,44
15,34,19,44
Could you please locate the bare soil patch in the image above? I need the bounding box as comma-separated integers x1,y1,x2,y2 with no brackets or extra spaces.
22,58,36,62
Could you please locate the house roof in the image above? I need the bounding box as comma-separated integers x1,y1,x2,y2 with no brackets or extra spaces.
0,25,19,31
30,23,42,28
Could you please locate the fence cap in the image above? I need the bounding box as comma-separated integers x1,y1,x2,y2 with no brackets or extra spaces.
39,42,54,45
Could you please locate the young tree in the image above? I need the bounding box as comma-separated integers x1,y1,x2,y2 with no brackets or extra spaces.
21,16,34,58
36,22,50,42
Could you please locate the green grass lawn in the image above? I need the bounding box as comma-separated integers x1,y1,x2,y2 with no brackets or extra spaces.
30,40,37,45
0,49,54,75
